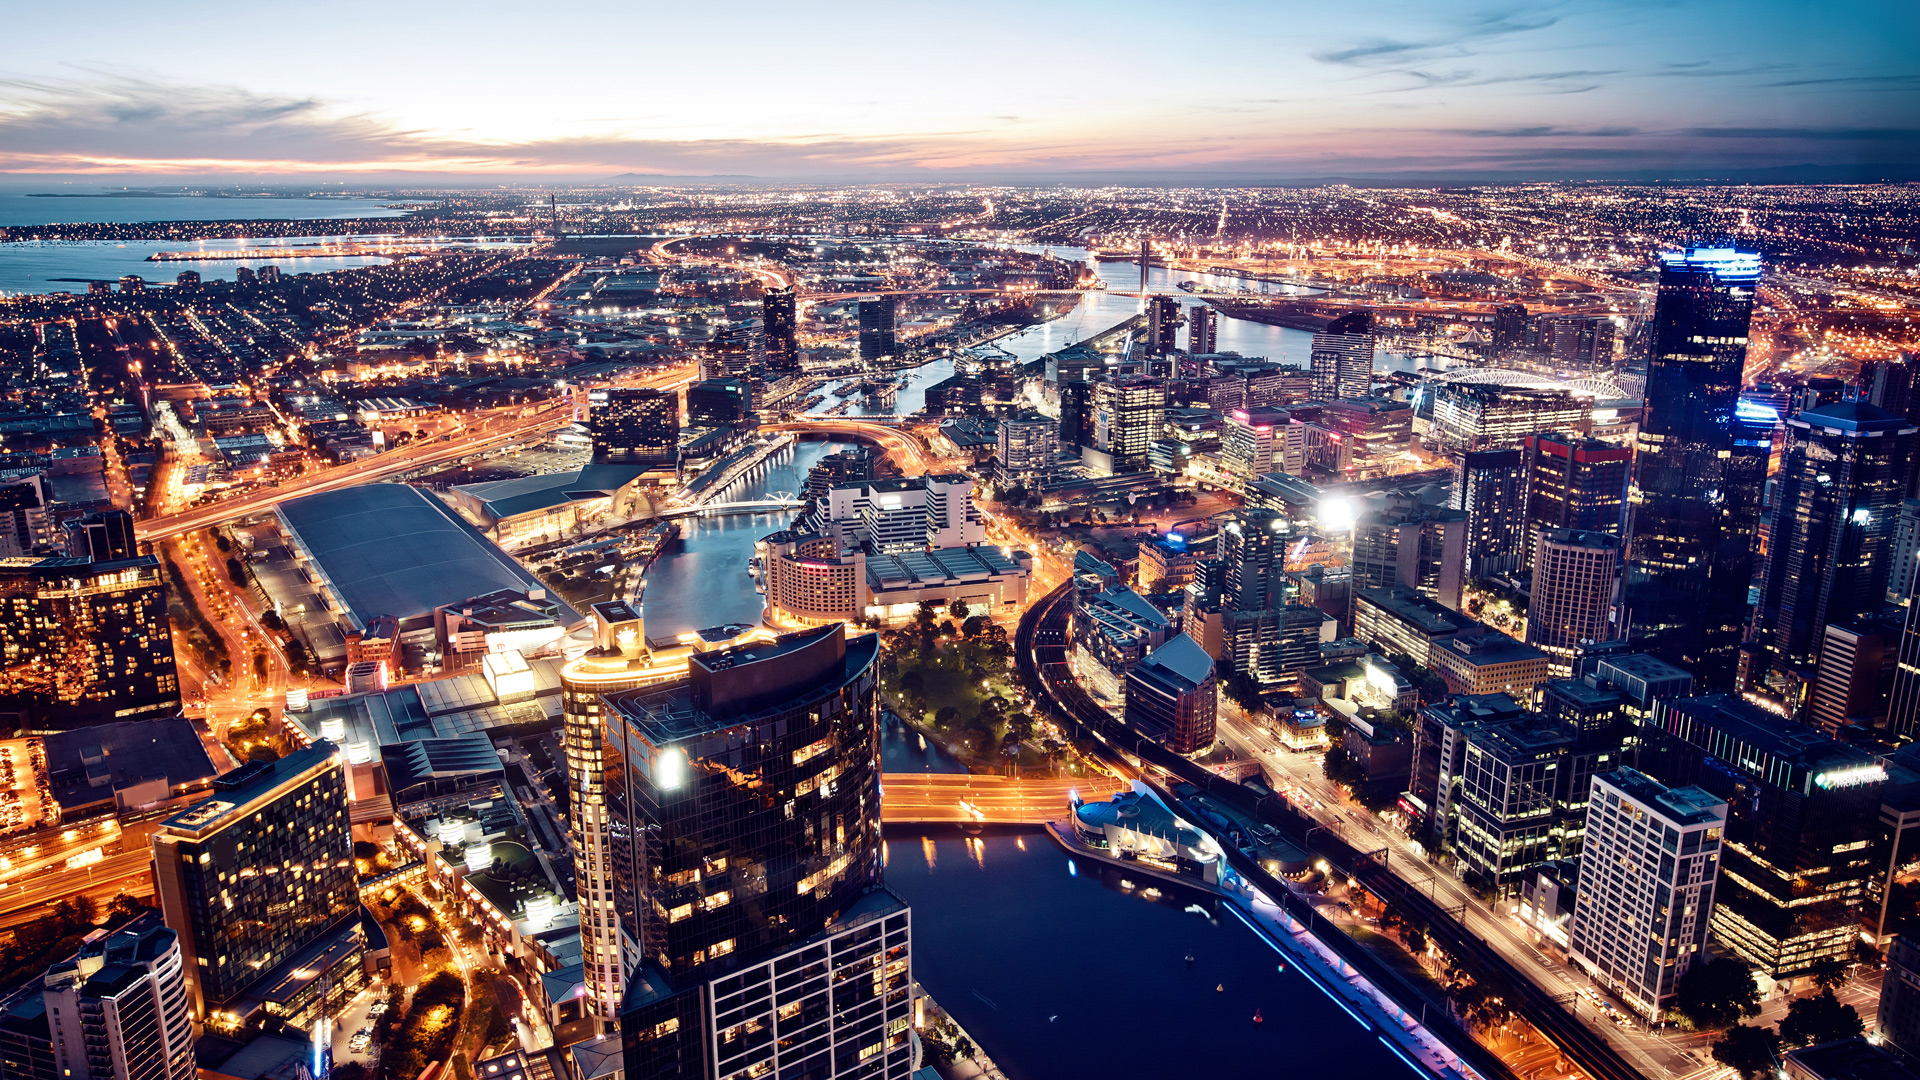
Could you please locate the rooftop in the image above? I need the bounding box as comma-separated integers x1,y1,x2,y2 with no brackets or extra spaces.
1598,767,1726,827
454,460,648,521
1137,633,1215,690
1357,586,1477,636
277,483,581,631
159,741,339,838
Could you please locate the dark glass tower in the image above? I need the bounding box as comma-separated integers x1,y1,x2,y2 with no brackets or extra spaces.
1220,506,1285,612
762,286,798,373
857,296,897,362
1624,248,1763,687
1746,401,1915,681
1452,448,1526,576
600,625,914,1079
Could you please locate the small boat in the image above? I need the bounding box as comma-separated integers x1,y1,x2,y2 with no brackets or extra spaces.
1185,955,1195,967
1253,1008,1264,1024
1216,983,1225,993
1276,963,1286,974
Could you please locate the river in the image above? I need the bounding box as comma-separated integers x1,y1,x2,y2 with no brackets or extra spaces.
639,444,1406,1079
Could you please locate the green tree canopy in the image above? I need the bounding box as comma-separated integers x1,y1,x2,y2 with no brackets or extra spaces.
1672,957,1760,1031
1778,990,1863,1048
1711,1025,1780,1079
948,598,970,621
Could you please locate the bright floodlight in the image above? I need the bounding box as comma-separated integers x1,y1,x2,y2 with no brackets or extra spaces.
1317,496,1356,533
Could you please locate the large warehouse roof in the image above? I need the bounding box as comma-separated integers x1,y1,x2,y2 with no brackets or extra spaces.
276,483,581,631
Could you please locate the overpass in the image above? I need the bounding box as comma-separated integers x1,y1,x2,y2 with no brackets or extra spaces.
880,772,1129,824
764,419,936,473
659,497,804,519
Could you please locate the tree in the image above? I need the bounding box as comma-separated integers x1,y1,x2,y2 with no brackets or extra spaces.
915,600,940,628
948,598,970,622
1711,1025,1781,1079
1222,673,1262,712
898,670,925,699
1672,957,1760,1031
1807,958,1850,993
1778,990,1863,1048
1003,712,1034,744
961,614,991,638
934,705,959,727
225,556,247,587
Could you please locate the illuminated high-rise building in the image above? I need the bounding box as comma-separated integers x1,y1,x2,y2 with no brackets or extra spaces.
1092,377,1165,474
1624,248,1763,687
761,286,798,373
1525,528,1621,674
1188,304,1218,354
1746,401,1915,683
0,554,178,728
1491,303,1528,356
40,917,197,1080
857,296,897,362
562,601,657,1027
1309,310,1374,402
590,388,680,468
595,624,916,1079
1522,432,1631,545
1220,507,1286,613
151,744,361,1028
1146,296,1182,355
1452,448,1527,576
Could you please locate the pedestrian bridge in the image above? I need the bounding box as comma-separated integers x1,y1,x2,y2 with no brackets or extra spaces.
880,772,1130,824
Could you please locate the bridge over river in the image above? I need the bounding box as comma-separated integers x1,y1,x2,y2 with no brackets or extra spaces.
879,772,1129,825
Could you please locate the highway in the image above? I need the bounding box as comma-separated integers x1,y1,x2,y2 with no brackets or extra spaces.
764,419,938,474
879,772,1127,824
134,366,694,543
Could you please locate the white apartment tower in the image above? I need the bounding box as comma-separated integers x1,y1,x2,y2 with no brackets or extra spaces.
41,920,196,1080
1569,768,1726,1022
824,474,985,554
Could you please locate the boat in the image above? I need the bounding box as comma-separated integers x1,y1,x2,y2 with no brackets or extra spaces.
1185,955,1195,966
1216,984,1225,993
1253,1008,1264,1024
1276,963,1285,974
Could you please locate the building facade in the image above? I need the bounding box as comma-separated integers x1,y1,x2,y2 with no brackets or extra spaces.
1124,633,1218,754
1526,529,1621,674
1310,311,1375,402
41,919,196,1080
0,554,178,729
591,388,680,468
1626,248,1765,688
1568,768,1726,1022
151,744,360,1028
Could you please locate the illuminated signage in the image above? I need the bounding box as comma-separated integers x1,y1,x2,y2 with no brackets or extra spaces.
1813,763,1886,789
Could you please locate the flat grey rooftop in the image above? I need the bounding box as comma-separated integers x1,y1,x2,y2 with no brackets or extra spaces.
276,483,580,630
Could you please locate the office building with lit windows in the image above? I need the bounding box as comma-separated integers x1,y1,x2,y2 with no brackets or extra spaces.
1146,296,1181,354
1453,448,1527,576
1309,311,1375,402
1521,433,1630,567
1568,768,1726,1022
1746,401,1915,687
151,743,362,1029
1526,529,1621,674
857,296,897,362
1125,633,1218,754
762,286,798,373
28,916,197,1080
1091,378,1166,475
591,388,680,468
1428,383,1590,455
0,554,178,729
1189,305,1218,354
591,624,916,1079
1625,248,1764,688
1637,694,1886,975
995,411,1059,489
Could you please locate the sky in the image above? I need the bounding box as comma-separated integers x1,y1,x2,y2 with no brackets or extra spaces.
0,0,1916,182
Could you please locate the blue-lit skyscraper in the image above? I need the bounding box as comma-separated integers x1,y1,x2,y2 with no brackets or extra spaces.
1624,248,1764,688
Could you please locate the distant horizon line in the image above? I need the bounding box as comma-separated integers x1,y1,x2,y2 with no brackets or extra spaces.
0,162,1915,191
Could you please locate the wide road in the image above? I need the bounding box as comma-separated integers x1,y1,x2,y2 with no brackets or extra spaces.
879,772,1127,824
764,419,939,474
135,367,695,543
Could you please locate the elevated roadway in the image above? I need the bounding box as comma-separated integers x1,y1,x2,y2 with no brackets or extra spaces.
763,419,937,474
879,772,1128,824
134,368,694,543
